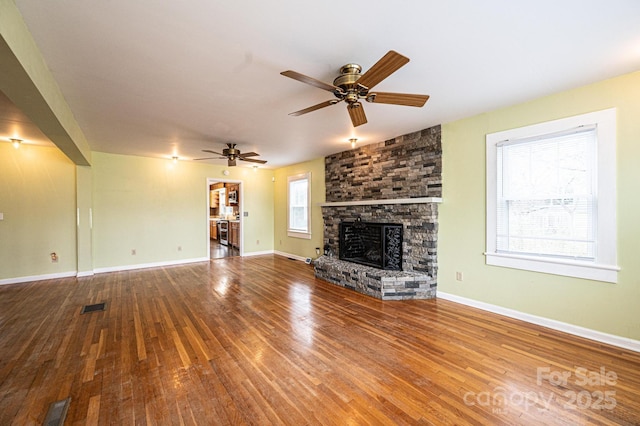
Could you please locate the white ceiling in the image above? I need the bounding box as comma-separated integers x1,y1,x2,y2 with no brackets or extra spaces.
8,0,640,168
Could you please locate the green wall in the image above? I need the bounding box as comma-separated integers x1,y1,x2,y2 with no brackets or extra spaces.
92,152,275,270
439,71,640,340
273,157,325,260
75,165,93,275
0,147,275,279
0,143,77,280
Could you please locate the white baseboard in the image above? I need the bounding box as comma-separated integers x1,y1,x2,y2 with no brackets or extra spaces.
76,271,95,278
241,249,275,257
273,250,307,262
0,271,78,286
93,257,210,274
437,291,640,353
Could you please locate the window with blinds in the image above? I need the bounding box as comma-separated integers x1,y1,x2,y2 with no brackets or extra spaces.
289,178,309,231
287,172,312,239
485,108,618,283
496,126,597,260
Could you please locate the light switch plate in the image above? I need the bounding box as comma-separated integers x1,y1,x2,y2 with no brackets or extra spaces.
0,212,3,220
243,211,248,217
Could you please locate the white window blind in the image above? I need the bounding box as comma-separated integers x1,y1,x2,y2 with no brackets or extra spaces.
289,178,308,232
486,108,618,282
496,126,597,260
288,172,311,239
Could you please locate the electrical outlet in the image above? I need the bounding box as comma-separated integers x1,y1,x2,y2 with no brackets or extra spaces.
177,246,182,251
256,240,259,245
456,272,463,281
50,252,58,263
131,249,136,255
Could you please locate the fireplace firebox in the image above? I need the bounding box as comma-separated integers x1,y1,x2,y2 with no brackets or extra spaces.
339,219,403,271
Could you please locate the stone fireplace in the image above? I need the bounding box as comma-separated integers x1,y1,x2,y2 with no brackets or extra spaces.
314,125,442,300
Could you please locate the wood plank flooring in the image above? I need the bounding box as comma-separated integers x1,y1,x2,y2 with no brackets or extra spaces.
1,255,639,425
210,239,239,260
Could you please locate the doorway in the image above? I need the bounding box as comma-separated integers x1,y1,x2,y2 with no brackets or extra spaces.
207,178,242,259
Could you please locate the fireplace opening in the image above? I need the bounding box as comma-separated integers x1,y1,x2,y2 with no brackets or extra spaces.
339,219,403,270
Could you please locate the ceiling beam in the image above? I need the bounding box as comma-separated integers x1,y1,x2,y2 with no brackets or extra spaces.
0,0,91,165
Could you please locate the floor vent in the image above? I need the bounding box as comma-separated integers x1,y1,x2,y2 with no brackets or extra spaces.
43,397,70,426
81,302,106,314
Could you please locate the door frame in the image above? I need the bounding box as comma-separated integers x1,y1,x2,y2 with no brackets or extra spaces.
206,177,243,257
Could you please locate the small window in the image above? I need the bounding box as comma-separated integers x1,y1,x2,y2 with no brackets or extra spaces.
288,172,311,239
486,109,618,283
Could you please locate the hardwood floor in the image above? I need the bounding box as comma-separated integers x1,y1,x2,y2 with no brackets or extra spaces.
210,239,239,259
1,255,639,425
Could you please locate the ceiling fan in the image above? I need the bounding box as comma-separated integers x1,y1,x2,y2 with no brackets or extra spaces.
281,50,429,127
195,143,267,167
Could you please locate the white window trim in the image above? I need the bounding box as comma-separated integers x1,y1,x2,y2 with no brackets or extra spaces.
485,108,619,283
287,172,312,239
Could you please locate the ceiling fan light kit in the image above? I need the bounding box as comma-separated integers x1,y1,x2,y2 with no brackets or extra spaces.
281,50,429,127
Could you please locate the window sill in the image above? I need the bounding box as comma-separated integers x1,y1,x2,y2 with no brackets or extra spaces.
288,231,311,240
484,252,619,283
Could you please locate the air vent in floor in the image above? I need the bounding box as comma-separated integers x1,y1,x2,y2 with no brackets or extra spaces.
43,397,70,426
81,302,106,314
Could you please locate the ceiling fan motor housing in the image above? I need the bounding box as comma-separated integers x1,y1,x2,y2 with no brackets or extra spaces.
333,63,369,102
223,145,240,159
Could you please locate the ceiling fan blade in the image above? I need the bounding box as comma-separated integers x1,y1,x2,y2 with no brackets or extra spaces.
367,92,429,107
289,99,339,116
240,158,267,164
281,70,340,92
193,157,219,161
202,149,225,156
356,50,409,91
238,152,259,158
347,102,367,127
228,158,236,167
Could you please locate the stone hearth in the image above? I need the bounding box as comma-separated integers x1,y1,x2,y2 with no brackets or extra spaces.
314,256,434,300
315,125,442,301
